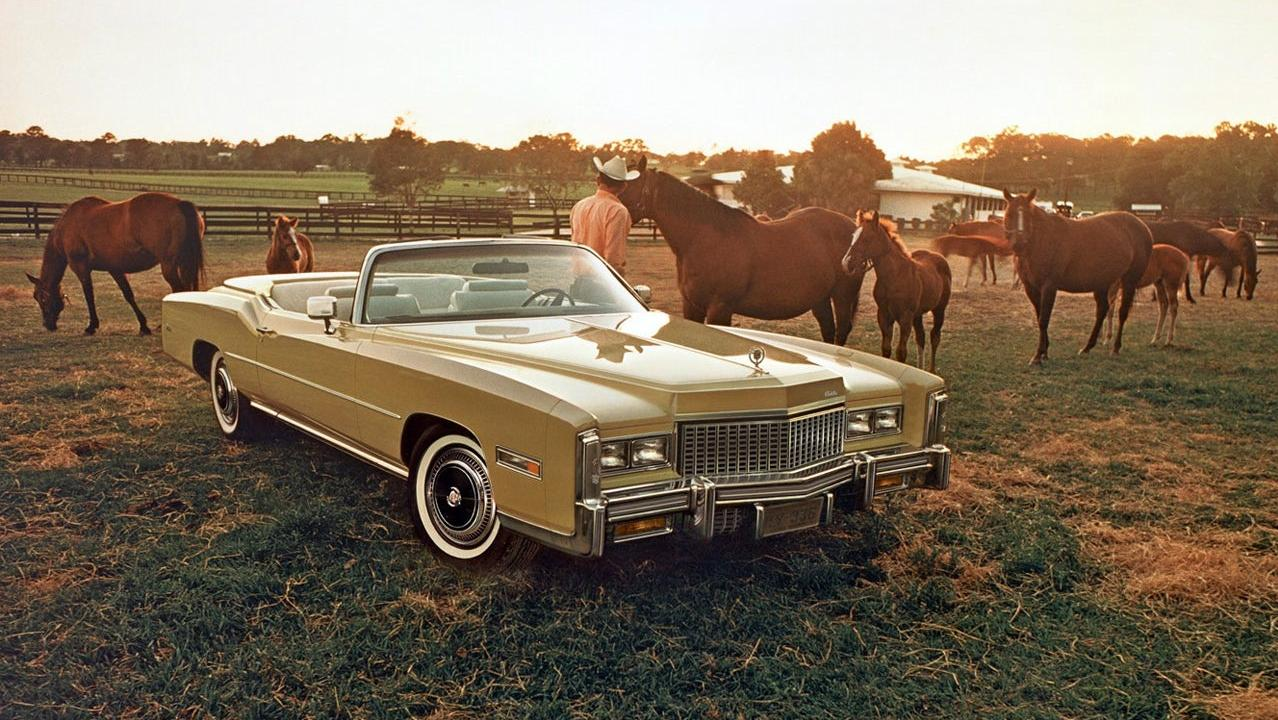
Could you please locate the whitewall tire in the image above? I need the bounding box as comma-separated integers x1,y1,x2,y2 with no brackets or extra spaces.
209,350,263,440
409,434,539,570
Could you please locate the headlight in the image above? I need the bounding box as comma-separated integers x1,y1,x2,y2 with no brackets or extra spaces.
846,405,903,439
600,441,629,471
630,436,669,468
599,434,671,473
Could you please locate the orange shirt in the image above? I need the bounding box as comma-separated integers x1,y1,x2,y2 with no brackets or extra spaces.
570,189,631,276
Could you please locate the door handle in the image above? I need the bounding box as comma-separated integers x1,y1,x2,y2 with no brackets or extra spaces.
254,326,277,336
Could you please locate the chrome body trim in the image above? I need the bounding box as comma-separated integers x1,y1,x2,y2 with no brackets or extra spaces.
249,399,409,478
227,351,402,419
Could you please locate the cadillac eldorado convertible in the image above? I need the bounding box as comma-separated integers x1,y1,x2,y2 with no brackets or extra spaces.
162,238,950,568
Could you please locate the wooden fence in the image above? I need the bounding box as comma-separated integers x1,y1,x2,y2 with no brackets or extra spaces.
0,199,662,244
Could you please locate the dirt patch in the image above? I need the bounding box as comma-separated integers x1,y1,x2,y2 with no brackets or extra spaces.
0,284,24,302
1081,522,1278,606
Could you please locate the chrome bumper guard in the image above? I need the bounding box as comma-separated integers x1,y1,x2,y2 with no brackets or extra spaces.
557,444,951,557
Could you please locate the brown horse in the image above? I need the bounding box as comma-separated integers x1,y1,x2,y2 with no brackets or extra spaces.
1147,220,1231,303
616,156,863,345
266,215,315,274
1104,244,1192,346
931,233,1012,287
949,219,1016,286
26,192,205,335
842,211,951,371
1198,227,1259,299
1002,189,1152,364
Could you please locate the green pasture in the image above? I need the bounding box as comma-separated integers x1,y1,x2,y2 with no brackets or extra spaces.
1,234,1275,718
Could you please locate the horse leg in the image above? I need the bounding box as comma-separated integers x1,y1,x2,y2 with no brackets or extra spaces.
964,257,975,288
895,313,914,364
877,305,893,359
988,253,998,285
928,304,945,373
681,297,707,323
69,260,99,335
705,302,733,327
1196,257,1210,296
1151,283,1167,345
1080,289,1109,355
1102,283,1119,345
109,270,150,335
912,314,926,367
1022,280,1042,321
1112,278,1137,355
979,255,988,285
1164,281,1179,346
1032,286,1056,365
811,297,836,344
832,278,860,346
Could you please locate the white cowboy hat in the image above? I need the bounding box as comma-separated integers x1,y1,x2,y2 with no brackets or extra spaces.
593,155,640,182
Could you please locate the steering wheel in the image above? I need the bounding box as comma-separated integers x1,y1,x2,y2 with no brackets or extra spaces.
522,288,576,307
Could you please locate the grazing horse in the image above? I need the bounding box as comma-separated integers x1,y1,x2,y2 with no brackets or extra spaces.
266,215,315,274
931,233,1012,287
841,211,951,371
1002,189,1152,365
1103,244,1192,346
616,156,864,345
1147,221,1231,303
26,192,205,335
1198,227,1259,299
949,219,1016,286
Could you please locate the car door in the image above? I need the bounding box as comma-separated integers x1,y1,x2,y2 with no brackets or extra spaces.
254,307,371,443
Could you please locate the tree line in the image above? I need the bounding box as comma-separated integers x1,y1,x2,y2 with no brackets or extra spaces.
3,120,1274,216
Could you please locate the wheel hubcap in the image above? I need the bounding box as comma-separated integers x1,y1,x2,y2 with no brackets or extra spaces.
213,365,238,424
424,448,495,547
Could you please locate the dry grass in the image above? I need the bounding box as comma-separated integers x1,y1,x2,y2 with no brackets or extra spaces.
1201,684,1278,720
1082,521,1278,606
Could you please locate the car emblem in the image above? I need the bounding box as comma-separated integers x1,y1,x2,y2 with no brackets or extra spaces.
748,346,766,369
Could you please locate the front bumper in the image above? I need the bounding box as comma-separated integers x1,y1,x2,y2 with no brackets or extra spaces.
543,444,950,557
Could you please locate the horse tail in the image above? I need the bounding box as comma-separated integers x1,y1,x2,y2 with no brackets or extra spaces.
174,200,206,291
1183,262,1195,304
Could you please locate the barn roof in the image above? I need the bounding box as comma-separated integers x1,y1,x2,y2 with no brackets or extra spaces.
873,159,1003,199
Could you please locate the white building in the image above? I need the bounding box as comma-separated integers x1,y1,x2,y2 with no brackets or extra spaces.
874,160,1004,222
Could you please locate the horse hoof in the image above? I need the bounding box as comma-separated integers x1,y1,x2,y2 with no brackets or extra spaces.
140,326,152,336
1110,347,1121,356
1078,347,1090,355
84,327,97,336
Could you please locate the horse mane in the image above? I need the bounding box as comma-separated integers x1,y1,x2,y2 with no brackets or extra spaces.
655,171,758,230
854,209,907,253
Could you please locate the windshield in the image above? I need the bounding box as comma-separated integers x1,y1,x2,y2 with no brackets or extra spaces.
361,242,645,324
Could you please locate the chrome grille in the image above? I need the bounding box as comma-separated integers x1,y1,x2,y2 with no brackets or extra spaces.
678,406,846,478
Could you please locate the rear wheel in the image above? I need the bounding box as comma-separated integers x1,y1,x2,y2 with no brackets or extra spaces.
408,434,539,571
209,350,265,440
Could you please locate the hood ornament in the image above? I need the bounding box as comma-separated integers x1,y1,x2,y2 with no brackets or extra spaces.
748,346,766,370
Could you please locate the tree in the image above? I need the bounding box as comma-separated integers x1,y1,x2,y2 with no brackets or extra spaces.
593,138,650,160
1165,122,1277,215
791,121,890,217
511,132,588,234
930,199,962,226
367,118,445,207
734,151,793,216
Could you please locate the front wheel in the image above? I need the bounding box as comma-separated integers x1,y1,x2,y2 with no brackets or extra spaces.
209,350,265,440
408,434,539,571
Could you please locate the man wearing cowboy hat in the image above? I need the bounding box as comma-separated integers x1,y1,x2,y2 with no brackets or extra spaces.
570,155,639,277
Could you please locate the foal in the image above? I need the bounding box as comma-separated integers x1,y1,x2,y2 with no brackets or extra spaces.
842,211,952,371
266,215,315,274
931,233,1011,287
1103,244,1192,346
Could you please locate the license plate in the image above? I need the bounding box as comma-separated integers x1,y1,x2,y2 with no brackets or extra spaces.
757,498,824,538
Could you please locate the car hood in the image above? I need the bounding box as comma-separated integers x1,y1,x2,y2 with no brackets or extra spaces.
372,312,903,425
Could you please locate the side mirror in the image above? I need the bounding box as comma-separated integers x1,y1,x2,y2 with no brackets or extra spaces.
633,284,652,303
307,295,338,334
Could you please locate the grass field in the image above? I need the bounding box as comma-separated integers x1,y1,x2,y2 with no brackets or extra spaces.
0,170,595,207
2,234,1276,718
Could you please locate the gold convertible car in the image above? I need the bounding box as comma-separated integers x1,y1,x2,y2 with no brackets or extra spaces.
163,239,950,568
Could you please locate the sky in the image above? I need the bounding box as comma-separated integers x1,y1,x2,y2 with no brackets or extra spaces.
1,0,1276,161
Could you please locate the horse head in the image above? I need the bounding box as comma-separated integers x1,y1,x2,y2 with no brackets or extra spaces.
1001,188,1039,252
26,271,66,331
615,155,654,222
1239,230,1259,299
271,215,301,262
841,210,887,274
